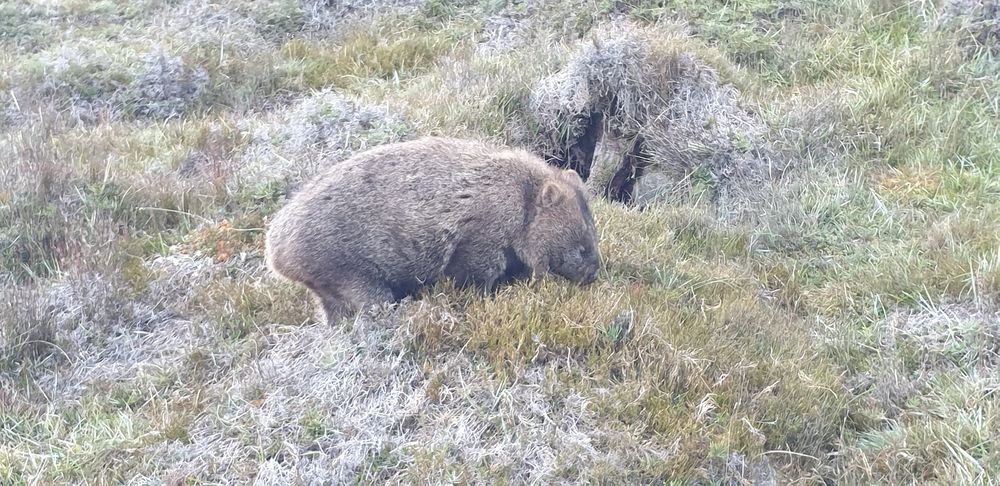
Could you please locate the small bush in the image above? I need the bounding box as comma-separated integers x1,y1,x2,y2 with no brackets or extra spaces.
127,50,209,119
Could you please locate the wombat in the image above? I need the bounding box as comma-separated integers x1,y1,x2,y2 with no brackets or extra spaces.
265,136,600,324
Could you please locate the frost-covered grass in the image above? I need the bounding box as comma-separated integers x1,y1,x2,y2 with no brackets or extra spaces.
2,0,999,483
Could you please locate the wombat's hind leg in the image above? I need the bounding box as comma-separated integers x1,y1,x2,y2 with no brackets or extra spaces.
310,287,355,326
340,277,395,316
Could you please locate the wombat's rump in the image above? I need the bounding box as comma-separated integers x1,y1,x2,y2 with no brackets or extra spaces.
265,136,599,324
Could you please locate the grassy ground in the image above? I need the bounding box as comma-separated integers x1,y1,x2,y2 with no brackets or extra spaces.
1,0,998,483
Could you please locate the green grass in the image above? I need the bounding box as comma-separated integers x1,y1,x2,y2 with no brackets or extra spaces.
2,0,999,483
280,21,463,91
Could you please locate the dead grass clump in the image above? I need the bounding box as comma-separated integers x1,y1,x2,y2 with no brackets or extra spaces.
705,452,776,485
0,124,100,279
0,265,166,401
14,40,213,123
834,369,1000,484
0,96,25,129
297,0,427,35
934,0,1000,56
236,90,412,192
157,0,266,55
129,49,210,120
45,272,138,341
529,20,783,221
529,21,665,194
0,1,58,55
474,1,557,54
473,0,656,54
144,253,223,312
231,0,428,41
891,302,1000,373
18,243,309,406
1,286,58,375
24,40,137,124
830,300,1000,425
478,10,534,53
244,0,308,39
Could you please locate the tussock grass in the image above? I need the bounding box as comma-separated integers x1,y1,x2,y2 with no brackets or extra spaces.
281,22,461,91
2,0,1000,483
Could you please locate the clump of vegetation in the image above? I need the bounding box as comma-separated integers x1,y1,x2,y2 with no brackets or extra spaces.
528,21,780,220
1,286,56,374
935,0,1000,55
280,24,459,90
129,50,210,119
236,89,414,195
11,40,211,123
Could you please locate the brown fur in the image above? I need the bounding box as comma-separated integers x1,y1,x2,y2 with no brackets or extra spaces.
265,136,600,324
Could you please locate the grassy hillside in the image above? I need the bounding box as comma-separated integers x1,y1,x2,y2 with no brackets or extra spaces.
1,0,998,483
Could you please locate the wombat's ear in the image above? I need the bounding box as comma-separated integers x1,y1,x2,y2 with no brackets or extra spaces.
539,180,567,208
558,169,585,188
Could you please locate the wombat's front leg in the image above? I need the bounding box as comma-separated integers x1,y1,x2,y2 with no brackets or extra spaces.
443,248,507,294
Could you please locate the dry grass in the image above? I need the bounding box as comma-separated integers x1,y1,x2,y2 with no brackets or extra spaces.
2,0,1000,483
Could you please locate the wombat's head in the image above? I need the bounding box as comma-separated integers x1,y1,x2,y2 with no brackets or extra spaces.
524,169,600,285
